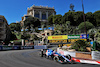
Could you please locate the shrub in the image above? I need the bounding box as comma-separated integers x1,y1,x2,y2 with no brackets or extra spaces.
71,40,90,52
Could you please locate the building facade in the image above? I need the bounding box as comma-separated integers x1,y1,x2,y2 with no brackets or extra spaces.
21,5,56,31
27,5,56,22
0,15,11,45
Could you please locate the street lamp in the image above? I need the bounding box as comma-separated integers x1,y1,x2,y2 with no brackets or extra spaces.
81,0,87,40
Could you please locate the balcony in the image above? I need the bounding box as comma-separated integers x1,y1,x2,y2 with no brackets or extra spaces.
0,31,5,34
0,35,6,40
0,24,4,28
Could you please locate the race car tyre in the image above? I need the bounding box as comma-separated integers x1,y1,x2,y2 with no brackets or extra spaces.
53,56,59,62
66,54,71,59
45,55,49,59
39,51,43,57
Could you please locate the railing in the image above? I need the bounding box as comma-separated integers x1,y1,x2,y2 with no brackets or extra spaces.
0,45,58,51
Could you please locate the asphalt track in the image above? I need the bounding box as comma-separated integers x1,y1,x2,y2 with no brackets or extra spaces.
0,49,99,67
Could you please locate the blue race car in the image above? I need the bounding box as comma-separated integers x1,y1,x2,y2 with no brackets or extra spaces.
39,49,72,64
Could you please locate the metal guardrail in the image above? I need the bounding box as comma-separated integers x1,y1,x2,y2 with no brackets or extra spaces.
0,45,34,51
0,45,59,51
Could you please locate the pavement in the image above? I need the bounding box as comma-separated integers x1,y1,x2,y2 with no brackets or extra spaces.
0,49,100,67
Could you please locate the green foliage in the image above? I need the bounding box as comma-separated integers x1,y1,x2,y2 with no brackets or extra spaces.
24,17,40,32
54,21,73,35
62,11,75,25
78,21,94,31
13,32,21,39
71,40,90,52
10,33,17,41
94,29,100,43
88,28,97,41
9,23,21,32
47,10,100,28
9,23,16,32
85,12,96,26
48,15,54,26
74,11,84,26
15,23,21,32
21,34,30,40
63,11,84,26
93,10,100,26
53,14,62,24
31,34,41,41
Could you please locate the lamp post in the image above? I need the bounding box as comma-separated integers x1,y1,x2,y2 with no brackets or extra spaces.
81,0,87,40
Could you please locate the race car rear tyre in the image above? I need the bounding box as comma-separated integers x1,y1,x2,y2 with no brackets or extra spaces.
66,54,71,59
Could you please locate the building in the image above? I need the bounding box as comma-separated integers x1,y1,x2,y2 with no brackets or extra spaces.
27,5,56,22
21,5,56,31
0,15,11,45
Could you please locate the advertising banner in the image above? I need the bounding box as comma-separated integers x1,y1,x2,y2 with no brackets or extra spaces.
80,34,89,39
48,35,68,40
68,35,80,39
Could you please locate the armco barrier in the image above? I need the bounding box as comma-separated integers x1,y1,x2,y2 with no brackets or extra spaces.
13,46,20,50
0,46,34,51
2,46,13,50
34,45,47,49
0,46,2,50
21,46,34,49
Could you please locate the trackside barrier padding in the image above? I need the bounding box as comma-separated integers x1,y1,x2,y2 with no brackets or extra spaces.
72,57,100,65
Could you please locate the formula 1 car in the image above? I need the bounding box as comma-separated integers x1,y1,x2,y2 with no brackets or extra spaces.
39,49,73,64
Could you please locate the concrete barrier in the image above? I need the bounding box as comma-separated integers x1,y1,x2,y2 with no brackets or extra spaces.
92,51,100,60
57,48,76,57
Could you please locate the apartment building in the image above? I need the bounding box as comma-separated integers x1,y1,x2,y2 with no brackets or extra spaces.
0,15,11,45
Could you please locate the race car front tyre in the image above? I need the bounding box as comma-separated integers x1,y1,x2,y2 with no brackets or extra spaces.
53,56,59,62
39,51,43,57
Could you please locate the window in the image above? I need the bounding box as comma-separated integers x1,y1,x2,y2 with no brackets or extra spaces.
0,19,3,22
42,14,46,19
34,14,39,18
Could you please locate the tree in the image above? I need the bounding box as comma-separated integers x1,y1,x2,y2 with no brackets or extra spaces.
21,34,30,40
24,17,40,32
88,28,97,41
48,15,54,26
93,10,100,26
94,29,100,43
54,21,73,35
71,40,90,52
62,11,75,25
74,11,84,26
9,23,16,32
15,23,21,32
85,12,96,26
9,23,21,32
53,15,62,24
10,33,17,41
78,21,94,31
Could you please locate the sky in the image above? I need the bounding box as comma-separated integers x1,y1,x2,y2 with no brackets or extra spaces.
0,0,100,24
